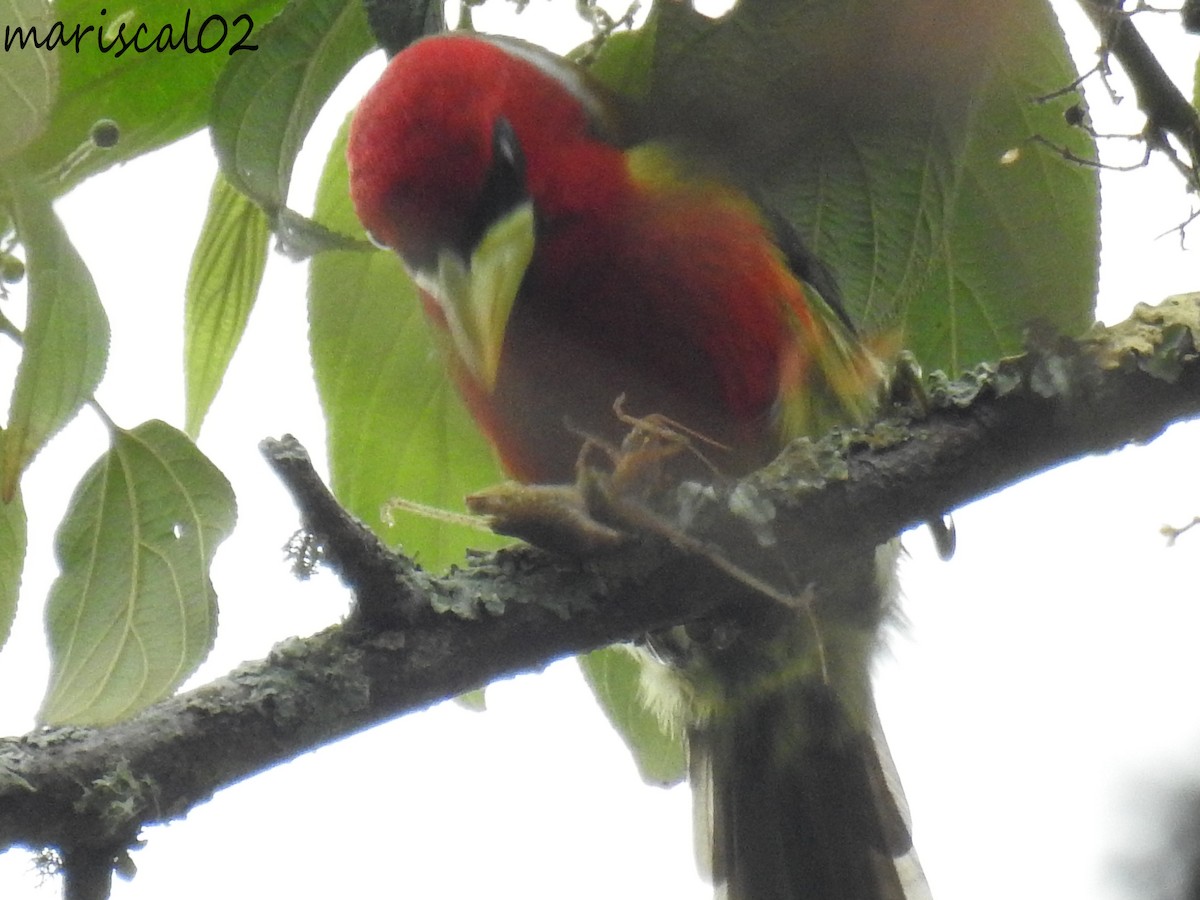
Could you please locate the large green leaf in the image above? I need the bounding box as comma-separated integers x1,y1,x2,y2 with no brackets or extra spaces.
617,0,1098,375
309,118,506,569
16,0,289,194
39,421,236,726
2,176,109,500
579,647,686,787
0,458,27,655
211,0,374,214
0,0,58,162
1194,50,1200,110
184,171,271,437
582,0,1098,773
911,16,1099,372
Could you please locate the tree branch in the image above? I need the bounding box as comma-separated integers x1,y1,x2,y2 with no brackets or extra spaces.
1078,0,1200,184
1,294,1198,884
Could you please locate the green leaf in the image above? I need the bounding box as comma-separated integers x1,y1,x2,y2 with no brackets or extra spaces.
39,420,236,726
17,0,290,195
580,25,655,100
184,171,271,437
578,647,685,787
1193,50,1200,117
455,688,487,712
0,0,59,162
582,0,1098,772
896,4,1100,373
1190,49,1200,127
0,457,27,655
2,176,109,500
620,0,1097,375
211,0,374,213
309,116,507,569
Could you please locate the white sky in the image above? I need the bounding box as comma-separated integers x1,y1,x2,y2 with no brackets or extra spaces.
2,2,1200,898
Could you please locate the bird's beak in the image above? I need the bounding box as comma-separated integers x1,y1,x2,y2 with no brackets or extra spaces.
430,201,535,393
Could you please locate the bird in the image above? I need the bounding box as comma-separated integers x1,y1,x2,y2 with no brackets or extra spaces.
347,32,925,900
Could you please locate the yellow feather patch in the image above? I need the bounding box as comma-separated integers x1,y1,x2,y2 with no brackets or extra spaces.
774,277,893,443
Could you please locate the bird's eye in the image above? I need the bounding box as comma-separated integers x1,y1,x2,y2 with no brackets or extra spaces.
492,117,526,185
364,229,389,250
461,117,530,255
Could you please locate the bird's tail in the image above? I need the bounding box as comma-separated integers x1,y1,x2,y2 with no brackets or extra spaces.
689,683,930,900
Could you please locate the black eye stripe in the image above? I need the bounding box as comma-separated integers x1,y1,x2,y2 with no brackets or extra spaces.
458,117,530,257
492,117,525,181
